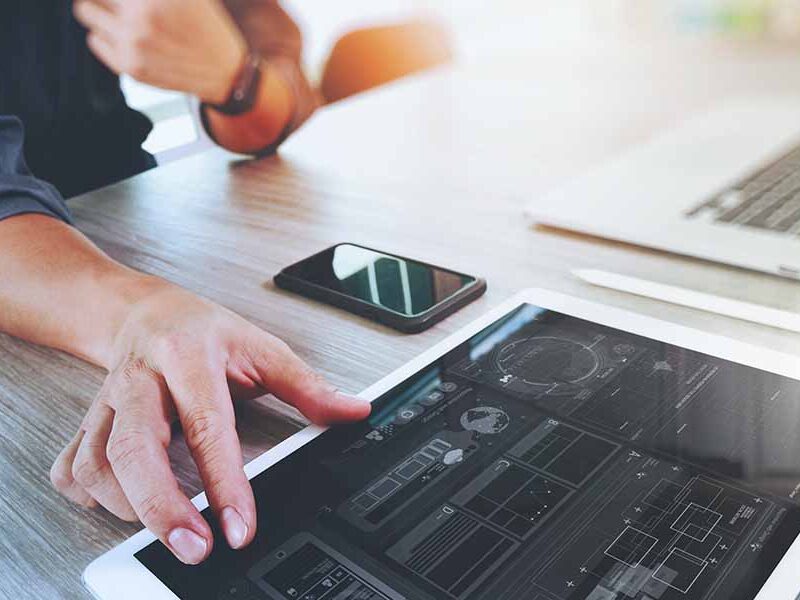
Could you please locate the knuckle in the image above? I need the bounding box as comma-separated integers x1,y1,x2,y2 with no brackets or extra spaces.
299,367,335,398
151,419,173,445
306,368,330,388
183,408,223,454
234,321,278,367
251,334,289,363
119,356,151,384
106,430,145,471
50,462,71,491
72,454,107,488
138,491,169,524
204,472,229,496
261,341,303,382
238,335,259,363
269,335,292,355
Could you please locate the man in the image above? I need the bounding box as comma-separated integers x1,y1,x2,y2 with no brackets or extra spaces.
0,1,370,566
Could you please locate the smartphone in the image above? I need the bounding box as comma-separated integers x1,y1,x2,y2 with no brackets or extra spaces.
274,243,487,333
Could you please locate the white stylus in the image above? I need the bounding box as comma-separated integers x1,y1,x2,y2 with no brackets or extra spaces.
573,268,800,335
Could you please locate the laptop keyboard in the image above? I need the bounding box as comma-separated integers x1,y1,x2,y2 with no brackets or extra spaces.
687,144,800,236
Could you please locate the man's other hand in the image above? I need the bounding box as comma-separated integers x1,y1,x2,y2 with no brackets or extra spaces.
49,284,371,564
73,0,247,105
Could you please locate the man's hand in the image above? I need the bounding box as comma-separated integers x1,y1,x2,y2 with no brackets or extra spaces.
49,283,371,564
73,0,247,105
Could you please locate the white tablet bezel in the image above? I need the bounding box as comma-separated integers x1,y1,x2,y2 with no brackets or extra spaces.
83,288,800,600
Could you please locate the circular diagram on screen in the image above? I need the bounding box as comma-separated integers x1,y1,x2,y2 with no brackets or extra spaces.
495,336,600,386
460,406,510,435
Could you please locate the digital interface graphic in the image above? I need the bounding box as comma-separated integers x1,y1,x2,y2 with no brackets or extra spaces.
137,304,800,600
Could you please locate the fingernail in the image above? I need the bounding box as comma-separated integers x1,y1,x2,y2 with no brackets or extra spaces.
221,506,248,549
167,528,208,564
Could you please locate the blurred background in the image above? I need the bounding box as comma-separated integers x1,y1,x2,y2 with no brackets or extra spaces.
125,0,800,158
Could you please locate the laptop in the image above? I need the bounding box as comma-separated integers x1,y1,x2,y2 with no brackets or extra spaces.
525,97,800,279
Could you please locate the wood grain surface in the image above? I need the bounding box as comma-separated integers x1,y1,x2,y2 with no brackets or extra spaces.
2,38,800,599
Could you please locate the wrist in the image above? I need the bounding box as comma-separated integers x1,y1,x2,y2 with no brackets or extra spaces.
202,60,295,154
204,32,248,106
206,50,264,116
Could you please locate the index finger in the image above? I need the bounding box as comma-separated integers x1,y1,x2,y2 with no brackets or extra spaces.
106,369,212,565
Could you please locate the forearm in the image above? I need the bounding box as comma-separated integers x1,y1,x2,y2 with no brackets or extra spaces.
0,214,169,368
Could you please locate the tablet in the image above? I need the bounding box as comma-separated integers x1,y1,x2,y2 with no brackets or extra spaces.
84,288,800,600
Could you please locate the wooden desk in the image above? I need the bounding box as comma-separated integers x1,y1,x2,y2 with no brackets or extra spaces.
2,39,800,599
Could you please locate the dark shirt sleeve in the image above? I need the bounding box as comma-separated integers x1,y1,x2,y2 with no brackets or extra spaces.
0,115,73,224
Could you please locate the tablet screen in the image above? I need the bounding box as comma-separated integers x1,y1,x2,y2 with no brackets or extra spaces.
137,303,800,600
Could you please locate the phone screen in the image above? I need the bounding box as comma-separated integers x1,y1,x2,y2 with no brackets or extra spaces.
283,244,477,316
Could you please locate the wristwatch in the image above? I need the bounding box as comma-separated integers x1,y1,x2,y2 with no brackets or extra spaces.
207,50,263,116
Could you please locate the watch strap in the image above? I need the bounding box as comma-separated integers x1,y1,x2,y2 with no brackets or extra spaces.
207,51,262,116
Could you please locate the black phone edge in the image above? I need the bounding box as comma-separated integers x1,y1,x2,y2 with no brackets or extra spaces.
273,246,487,333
